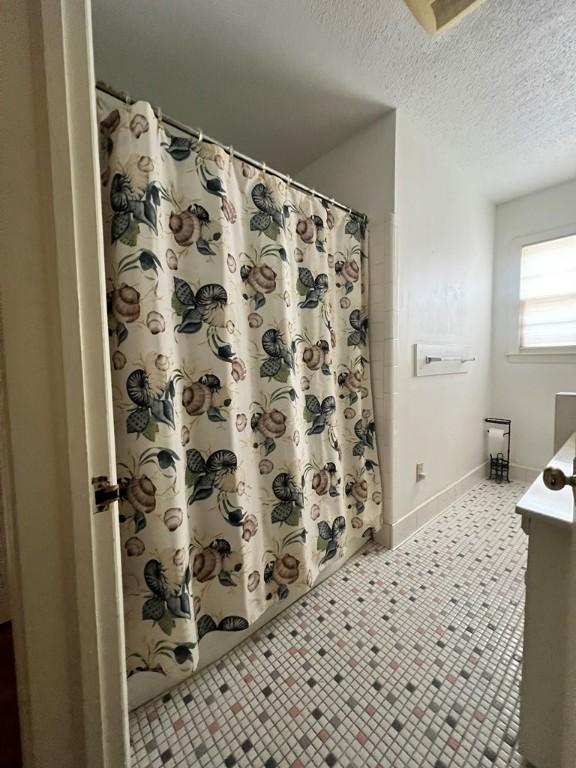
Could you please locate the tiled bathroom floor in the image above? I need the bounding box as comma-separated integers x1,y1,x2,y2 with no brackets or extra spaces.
130,480,528,768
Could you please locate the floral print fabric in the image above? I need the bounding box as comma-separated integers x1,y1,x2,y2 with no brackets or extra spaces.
98,93,383,689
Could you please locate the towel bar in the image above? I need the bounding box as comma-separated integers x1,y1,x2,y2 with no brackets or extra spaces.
425,355,476,364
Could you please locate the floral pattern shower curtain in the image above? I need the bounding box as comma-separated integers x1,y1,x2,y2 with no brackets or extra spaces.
98,93,382,688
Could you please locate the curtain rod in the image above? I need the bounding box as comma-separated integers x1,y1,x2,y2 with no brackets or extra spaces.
96,81,368,222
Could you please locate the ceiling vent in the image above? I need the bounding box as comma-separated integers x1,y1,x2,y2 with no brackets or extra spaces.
404,0,486,34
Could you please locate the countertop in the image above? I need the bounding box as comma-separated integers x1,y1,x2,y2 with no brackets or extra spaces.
516,432,575,527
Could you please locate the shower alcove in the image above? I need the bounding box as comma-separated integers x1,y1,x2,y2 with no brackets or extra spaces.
98,88,396,708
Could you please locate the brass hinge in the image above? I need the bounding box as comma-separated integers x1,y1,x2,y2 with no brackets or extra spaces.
92,475,120,513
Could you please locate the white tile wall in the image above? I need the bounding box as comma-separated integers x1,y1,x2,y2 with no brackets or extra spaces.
369,213,398,531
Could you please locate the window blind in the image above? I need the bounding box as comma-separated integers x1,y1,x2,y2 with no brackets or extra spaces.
519,235,576,348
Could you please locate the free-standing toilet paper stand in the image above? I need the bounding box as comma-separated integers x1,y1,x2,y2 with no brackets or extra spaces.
485,417,511,482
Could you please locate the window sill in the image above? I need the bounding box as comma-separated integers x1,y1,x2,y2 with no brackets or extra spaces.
506,350,576,363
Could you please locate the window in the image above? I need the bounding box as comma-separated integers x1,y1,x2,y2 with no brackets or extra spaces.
519,234,576,349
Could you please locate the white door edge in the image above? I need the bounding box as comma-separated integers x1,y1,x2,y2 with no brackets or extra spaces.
39,0,129,765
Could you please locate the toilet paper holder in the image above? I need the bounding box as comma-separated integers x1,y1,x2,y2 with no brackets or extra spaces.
485,417,511,483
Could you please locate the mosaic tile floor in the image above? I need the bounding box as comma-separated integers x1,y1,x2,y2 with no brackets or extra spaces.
130,480,528,768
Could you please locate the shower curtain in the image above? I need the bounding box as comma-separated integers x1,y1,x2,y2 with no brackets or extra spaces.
97,92,383,690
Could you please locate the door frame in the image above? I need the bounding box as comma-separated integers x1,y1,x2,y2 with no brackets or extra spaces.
1,0,129,765
41,0,129,763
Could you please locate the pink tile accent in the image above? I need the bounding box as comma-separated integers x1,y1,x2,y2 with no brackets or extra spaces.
447,736,460,751
127,482,526,768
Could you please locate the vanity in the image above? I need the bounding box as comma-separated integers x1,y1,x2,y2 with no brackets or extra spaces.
516,393,576,768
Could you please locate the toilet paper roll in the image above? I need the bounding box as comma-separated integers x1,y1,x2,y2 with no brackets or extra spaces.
487,428,506,457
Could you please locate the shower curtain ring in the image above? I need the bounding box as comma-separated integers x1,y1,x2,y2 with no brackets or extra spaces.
197,129,204,144
262,162,267,175
118,84,131,103
156,106,162,122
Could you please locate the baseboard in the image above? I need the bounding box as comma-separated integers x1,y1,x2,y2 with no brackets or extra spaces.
509,463,541,483
374,522,392,549
390,462,489,549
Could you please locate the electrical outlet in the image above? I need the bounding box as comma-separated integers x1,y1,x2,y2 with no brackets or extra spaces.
416,462,426,481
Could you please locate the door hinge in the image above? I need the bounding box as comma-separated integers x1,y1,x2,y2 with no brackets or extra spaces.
92,475,120,512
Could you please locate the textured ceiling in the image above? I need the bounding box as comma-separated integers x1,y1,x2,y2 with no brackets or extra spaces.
93,0,576,202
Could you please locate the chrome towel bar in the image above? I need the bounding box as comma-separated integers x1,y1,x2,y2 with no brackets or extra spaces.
425,355,476,364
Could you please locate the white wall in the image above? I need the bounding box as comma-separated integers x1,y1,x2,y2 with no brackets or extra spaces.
297,112,398,543
300,111,495,547
393,113,494,539
297,112,396,216
492,179,576,471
